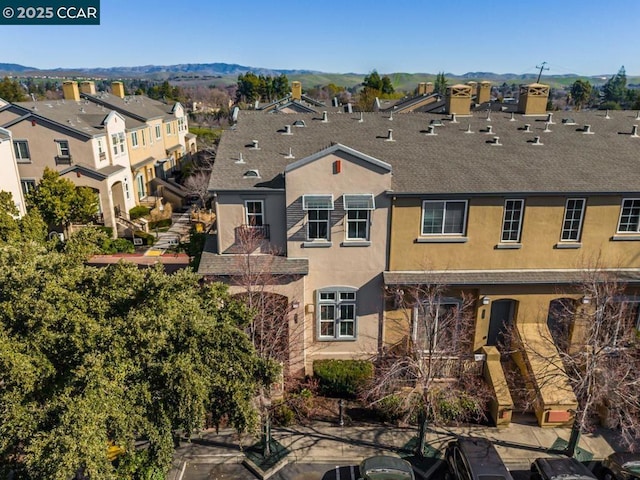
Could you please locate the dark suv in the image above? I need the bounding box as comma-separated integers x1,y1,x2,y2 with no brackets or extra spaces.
445,437,514,480
531,458,597,480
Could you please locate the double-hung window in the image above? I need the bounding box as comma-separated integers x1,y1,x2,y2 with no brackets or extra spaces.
318,287,357,340
56,140,70,157
155,125,162,140
303,194,333,240
131,131,139,148
344,194,375,241
501,199,525,242
13,140,30,162
245,200,264,227
561,198,586,241
617,199,640,233
414,299,462,353
166,123,172,135
421,200,467,236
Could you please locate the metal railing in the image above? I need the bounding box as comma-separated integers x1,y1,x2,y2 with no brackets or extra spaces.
54,155,73,165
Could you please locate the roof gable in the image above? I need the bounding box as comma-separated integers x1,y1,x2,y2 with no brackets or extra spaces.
284,143,392,174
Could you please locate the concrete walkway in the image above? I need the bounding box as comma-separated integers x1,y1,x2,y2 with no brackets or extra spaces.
145,210,192,256
169,421,620,479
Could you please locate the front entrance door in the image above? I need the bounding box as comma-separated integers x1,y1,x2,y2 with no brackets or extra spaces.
487,299,516,348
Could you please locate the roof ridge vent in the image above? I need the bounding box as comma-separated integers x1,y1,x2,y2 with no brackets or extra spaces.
450,113,458,123
358,112,364,123
631,125,639,138
523,124,531,132
582,124,594,134
282,125,292,135
490,136,502,146
531,136,543,145
385,129,395,142
543,122,552,133
510,112,516,121
484,125,494,134
465,124,474,134
321,111,328,123
426,125,437,136
285,147,295,159
546,112,555,124
605,110,611,120
235,152,246,164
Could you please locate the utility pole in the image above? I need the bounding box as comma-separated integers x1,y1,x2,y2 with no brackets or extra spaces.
536,62,549,83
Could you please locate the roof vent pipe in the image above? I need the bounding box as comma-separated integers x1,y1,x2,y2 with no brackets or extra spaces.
583,124,593,134
532,136,543,145
359,112,364,123
543,122,552,132
254,100,259,109
385,129,394,142
426,125,437,136
465,124,474,134
485,125,493,134
283,125,292,135
236,152,245,164
632,125,639,137
491,136,502,146
636,111,640,120
605,110,611,119
285,147,295,159
450,113,458,123
510,112,516,121
524,124,531,132
321,111,328,123
546,112,555,124
486,110,491,121
252,140,259,149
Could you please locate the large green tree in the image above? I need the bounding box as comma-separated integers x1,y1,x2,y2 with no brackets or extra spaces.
0,237,277,479
570,79,593,110
0,76,26,102
434,72,448,96
602,66,627,105
27,167,98,229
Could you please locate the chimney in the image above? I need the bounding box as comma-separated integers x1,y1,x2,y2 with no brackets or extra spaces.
466,81,478,98
478,81,491,104
425,82,434,94
291,81,302,100
111,81,126,99
62,81,80,101
517,83,549,115
418,82,428,95
446,84,472,115
79,81,96,95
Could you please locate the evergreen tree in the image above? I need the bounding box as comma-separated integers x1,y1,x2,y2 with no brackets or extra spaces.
570,79,593,110
0,77,26,102
434,72,448,96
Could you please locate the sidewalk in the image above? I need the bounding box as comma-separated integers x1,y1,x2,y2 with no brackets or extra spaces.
145,210,192,256
169,421,619,479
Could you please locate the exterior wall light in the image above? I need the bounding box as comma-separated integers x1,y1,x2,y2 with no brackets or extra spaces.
481,296,491,305
581,296,591,304
291,301,300,310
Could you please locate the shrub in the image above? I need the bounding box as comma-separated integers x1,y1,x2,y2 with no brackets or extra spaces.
97,226,113,238
148,218,172,229
313,359,374,398
134,230,155,246
129,206,151,220
272,403,295,427
110,238,135,253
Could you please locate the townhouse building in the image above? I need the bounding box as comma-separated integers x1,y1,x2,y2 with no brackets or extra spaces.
0,127,26,216
199,83,640,427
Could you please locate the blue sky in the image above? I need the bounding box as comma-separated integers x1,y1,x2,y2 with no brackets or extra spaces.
0,0,638,76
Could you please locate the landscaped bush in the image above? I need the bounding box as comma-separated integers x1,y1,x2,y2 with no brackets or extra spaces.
272,403,295,427
129,206,151,220
313,359,374,398
109,238,135,253
148,218,172,229
134,230,156,246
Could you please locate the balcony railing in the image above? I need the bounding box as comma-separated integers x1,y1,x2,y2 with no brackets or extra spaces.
54,154,73,165
99,151,107,161
238,224,270,240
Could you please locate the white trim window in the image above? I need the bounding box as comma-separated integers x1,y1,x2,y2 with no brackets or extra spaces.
166,122,172,135
303,194,333,240
501,199,525,242
131,131,139,148
245,200,264,227
13,140,30,162
344,194,375,241
617,198,640,233
421,200,467,235
155,124,162,140
111,132,125,155
21,179,36,195
414,299,462,352
56,140,70,157
561,198,586,241
318,287,357,340
178,117,186,132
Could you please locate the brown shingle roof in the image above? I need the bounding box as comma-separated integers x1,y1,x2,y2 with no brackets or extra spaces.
211,110,640,195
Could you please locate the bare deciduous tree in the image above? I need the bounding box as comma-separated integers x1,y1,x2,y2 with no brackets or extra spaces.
364,280,491,433
183,171,211,208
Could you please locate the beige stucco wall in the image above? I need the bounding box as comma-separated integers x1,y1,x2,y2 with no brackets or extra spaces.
389,196,640,271
285,151,392,373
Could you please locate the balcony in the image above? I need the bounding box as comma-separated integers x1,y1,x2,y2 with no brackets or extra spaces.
54,154,73,165
237,224,270,240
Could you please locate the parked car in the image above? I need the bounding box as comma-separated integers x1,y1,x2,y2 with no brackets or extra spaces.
359,455,415,480
445,437,514,480
601,453,640,480
531,457,597,480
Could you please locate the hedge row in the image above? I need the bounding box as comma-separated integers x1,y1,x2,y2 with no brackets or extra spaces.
313,359,373,399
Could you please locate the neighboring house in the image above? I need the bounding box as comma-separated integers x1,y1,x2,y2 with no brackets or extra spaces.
256,81,349,114
199,83,640,427
0,127,26,216
0,86,137,233
78,81,196,201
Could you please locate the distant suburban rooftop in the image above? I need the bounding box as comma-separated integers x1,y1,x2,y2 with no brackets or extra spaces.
210,109,640,195
81,92,179,122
